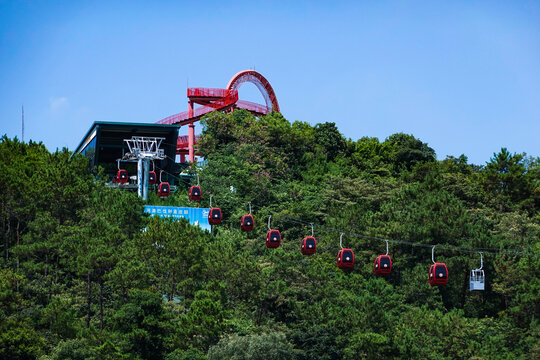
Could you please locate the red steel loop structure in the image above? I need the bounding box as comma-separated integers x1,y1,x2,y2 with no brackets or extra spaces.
157,70,280,163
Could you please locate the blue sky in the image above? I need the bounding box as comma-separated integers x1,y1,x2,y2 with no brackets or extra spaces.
1,0,539,165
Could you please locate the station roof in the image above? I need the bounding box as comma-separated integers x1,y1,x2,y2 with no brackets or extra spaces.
75,121,181,154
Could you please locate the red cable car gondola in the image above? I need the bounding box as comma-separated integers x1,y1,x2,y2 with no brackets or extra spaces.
189,174,201,201
189,185,201,201
156,171,170,198
240,202,254,231
337,248,354,269
148,171,157,185
266,230,281,248
241,215,254,231
209,208,222,225
429,263,448,286
429,246,448,286
301,223,316,255
301,236,317,255
208,195,222,225
266,216,281,248
117,169,128,184
374,255,392,275
374,240,392,275
336,233,354,269
157,182,170,198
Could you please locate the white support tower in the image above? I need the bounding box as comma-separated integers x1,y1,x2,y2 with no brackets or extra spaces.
121,137,166,200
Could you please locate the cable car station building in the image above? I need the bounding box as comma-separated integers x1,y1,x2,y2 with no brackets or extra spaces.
75,121,180,185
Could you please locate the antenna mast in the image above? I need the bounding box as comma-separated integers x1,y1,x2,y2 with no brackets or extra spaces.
21,105,24,143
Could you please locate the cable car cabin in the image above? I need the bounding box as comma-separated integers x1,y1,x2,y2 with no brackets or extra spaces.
374,255,392,275
157,182,170,198
301,236,317,255
208,207,222,225
266,229,281,248
240,214,254,231
117,169,129,184
189,185,201,201
429,263,448,286
336,249,354,269
470,269,485,291
148,171,157,185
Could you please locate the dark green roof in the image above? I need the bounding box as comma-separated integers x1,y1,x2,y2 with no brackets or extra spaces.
74,121,181,153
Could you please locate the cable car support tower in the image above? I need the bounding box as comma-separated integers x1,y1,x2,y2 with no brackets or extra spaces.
121,136,166,200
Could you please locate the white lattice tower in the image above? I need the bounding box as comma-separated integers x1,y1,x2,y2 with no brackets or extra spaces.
121,137,167,200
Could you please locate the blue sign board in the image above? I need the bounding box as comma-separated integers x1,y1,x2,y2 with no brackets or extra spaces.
144,206,211,231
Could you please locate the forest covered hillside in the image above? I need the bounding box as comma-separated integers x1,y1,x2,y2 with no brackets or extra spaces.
1,109,539,359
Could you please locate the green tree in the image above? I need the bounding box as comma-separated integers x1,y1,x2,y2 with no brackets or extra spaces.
207,332,294,360
385,132,436,172
175,289,230,352
483,148,532,211
110,289,168,359
0,318,45,360
314,122,346,161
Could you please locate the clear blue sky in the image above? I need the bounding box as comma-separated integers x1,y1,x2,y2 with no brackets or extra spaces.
1,0,539,165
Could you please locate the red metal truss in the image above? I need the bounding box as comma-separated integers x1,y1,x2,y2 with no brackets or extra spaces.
226,70,280,112
156,70,280,161
177,135,200,149
157,100,271,127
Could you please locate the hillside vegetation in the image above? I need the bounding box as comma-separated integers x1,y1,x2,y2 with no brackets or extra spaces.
1,110,539,359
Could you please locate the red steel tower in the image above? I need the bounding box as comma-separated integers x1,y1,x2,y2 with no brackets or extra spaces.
157,70,280,163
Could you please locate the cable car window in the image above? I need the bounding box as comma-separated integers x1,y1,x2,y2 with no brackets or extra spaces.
471,270,484,282
270,231,280,242
342,251,353,263
436,266,447,278
380,257,391,269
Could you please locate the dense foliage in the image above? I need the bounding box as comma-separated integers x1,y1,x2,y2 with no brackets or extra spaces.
1,110,539,359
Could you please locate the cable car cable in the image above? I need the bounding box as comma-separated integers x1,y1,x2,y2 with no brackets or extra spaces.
270,213,538,257
146,168,539,258
235,201,537,256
